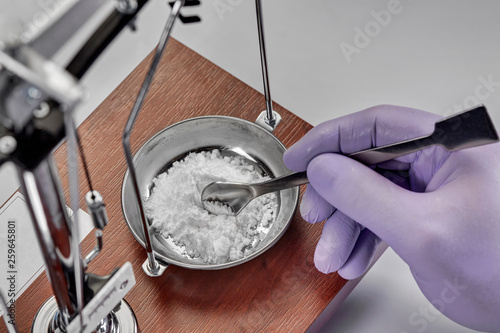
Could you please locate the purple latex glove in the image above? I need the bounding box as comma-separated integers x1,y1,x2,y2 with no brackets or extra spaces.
284,105,500,331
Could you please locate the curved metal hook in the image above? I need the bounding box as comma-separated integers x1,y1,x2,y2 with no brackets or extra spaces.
122,0,185,277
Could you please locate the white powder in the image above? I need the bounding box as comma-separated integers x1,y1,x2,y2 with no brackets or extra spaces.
144,149,278,264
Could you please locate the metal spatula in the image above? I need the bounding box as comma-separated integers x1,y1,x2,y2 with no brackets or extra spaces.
202,105,499,215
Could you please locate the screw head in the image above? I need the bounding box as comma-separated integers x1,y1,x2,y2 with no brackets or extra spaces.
33,101,50,118
0,136,17,154
117,0,138,14
25,86,42,106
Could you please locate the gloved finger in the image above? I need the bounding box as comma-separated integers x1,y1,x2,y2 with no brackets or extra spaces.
300,185,336,223
283,105,440,172
376,146,450,192
338,229,381,280
307,153,425,251
314,210,361,274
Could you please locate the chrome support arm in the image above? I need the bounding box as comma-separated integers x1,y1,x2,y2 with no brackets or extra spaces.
122,0,185,277
254,0,281,132
17,158,79,328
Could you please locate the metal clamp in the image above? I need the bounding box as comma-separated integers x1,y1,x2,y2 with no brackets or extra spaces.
168,0,201,23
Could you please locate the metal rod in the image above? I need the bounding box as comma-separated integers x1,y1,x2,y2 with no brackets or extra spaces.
83,230,104,268
255,0,274,126
64,111,85,332
122,0,184,276
76,129,95,196
17,158,79,329
66,0,150,79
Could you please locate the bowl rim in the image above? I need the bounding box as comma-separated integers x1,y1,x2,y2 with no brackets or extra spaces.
121,115,299,270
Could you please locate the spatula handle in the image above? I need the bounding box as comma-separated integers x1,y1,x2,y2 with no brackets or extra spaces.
263,135,434,189
277,106,498,184
348,135,433,165
255,171,309,195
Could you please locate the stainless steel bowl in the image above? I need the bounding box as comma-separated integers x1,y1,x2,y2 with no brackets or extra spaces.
121,116,299,270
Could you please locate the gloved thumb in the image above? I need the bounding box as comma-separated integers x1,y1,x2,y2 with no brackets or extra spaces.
307,153,426,251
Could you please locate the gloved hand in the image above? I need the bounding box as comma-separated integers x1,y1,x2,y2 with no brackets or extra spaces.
283,105,500,332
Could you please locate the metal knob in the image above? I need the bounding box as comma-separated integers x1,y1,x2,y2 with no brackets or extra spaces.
86,190,109,230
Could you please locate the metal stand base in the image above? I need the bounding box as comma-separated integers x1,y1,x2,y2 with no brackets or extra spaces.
255,110,282,133
142,258,168,277
31,296,138,333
